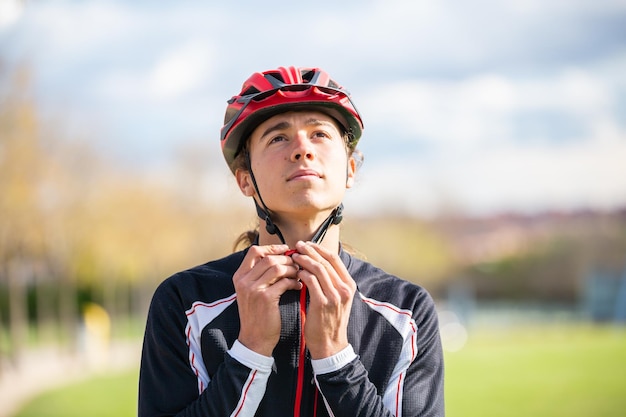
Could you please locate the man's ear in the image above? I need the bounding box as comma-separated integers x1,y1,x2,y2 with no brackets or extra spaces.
346,156,357,189
235,169,256,197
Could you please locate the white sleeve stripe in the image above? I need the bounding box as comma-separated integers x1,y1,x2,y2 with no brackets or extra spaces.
224,344,272,416
358,292,418,416
229,369,261,417
185,294,238,394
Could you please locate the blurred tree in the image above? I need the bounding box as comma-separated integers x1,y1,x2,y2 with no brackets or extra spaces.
0,65,98,358
456,211,626,303
341,216,457,290
0,66,47,363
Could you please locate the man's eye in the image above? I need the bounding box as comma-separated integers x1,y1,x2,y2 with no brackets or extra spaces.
312,131,330,139
269,135,287,144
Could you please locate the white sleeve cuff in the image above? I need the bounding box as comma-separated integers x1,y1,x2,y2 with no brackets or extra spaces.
228,339,275,373
311,344,357,375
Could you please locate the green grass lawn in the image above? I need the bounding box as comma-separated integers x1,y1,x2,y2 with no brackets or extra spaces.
445,324,626,417
13,369,139,417
13,324,626,417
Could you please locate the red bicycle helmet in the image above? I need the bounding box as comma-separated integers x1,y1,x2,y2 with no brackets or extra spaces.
220,66,364,172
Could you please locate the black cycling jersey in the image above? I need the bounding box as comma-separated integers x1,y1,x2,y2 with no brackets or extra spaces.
138,246,444,416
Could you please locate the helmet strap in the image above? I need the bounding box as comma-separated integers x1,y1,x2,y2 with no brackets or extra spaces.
246,152,287,244
310,204,343,245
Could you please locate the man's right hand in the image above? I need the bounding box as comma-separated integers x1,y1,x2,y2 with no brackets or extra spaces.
233,244,301,356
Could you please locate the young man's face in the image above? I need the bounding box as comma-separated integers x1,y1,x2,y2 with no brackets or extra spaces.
236,110,356,222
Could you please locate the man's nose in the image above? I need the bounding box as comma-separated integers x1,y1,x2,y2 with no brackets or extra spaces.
291,132,314,161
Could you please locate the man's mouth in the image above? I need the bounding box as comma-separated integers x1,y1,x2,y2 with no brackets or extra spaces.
287,169,321,181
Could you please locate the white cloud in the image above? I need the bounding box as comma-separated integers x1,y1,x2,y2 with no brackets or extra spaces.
361,67,616,147
352,66,626,215
90,39,215,104
359,76,517,148
0,0,24,29
349,126,626,217
515,69,612,115
148,42,214,99
461,130,626,213
28,1,136,58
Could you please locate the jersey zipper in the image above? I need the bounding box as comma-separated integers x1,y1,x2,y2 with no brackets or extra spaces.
293,284,308,417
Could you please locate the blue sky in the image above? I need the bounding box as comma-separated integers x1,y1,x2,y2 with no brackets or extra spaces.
1,0,626,217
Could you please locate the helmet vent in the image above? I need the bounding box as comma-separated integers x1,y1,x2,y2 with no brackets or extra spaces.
241,86,260,97
301,69,315,83
265,71,285,83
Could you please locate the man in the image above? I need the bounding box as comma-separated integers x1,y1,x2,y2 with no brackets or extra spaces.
139,66,444,416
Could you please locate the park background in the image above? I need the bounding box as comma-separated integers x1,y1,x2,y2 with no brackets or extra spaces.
1,0,625,416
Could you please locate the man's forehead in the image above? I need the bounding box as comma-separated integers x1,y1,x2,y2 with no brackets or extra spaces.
260,110,339,127
252,110,342,139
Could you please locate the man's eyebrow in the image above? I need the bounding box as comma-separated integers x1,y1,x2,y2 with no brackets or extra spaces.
260,121,291,140
304,118,336,129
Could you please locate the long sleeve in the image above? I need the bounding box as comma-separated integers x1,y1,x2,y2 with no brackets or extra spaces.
400,291,445,416
314,335,444,417
313,279,445,417
138,279,270,417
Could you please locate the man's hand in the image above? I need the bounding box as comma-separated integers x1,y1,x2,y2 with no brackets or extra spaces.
233,244,301,356
292,241,356,359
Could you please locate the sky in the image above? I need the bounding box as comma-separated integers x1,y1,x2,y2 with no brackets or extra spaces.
1,0,626,217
